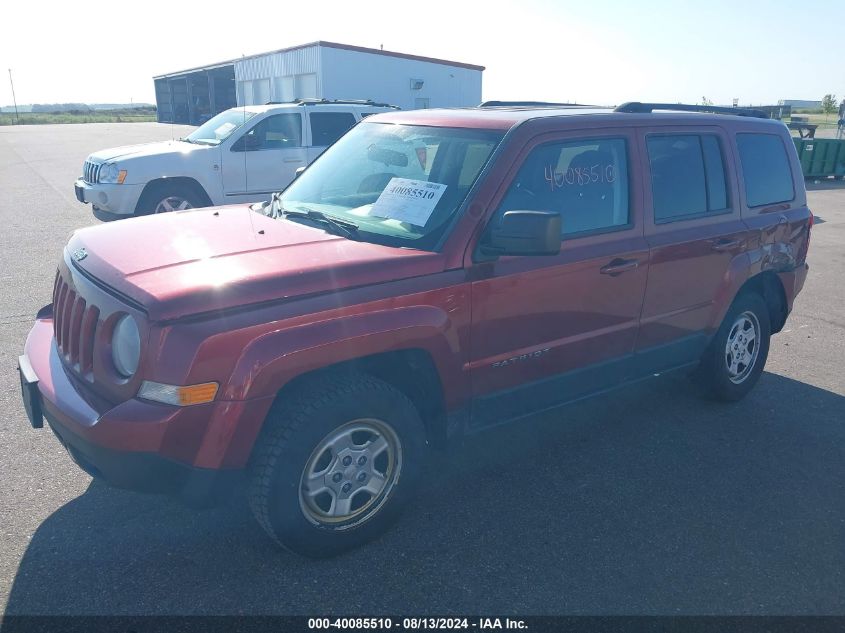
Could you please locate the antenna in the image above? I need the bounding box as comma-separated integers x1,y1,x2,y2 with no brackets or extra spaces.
243,84,256,238
8,69,20,124
243,81,248,196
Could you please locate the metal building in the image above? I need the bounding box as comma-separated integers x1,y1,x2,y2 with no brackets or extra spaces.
778,99,823,109
153,41,484,125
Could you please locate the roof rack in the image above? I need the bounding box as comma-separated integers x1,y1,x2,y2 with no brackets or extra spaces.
614,102,767,119
479,100,599,108
265,99,400,109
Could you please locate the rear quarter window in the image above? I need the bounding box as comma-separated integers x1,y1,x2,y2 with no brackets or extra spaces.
310,112,357,147
736,133,795,207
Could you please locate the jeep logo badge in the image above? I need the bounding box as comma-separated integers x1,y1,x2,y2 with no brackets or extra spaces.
72,248,88,262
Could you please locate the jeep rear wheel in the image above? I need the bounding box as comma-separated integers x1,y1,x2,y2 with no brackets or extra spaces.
248,372,425,558
698,292,771,401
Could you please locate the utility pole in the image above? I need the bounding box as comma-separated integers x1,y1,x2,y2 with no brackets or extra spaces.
8,69,19,124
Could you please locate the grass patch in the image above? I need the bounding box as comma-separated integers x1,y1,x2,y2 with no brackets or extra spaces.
0,110,157,125
793,112,839,127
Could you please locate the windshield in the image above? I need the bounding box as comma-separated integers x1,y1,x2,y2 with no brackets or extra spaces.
279,122,504,250
185,109,257,145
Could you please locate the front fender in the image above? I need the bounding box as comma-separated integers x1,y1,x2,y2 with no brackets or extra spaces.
126,149,220,195
222,305,464,405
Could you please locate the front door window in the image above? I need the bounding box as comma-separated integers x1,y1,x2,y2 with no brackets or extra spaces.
494,138,630,237
224,113,306,196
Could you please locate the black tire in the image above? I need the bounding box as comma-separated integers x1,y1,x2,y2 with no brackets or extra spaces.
134,182,206,216
697,291,771,402
248,371,426,558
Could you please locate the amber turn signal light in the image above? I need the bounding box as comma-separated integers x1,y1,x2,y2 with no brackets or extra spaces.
178,382,219,405
138,381,219,406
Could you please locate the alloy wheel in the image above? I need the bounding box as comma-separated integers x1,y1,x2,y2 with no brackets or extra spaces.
154,196,193,213
724,311,760,384
299,419,402,527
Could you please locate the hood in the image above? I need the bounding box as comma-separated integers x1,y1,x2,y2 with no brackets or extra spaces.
88,139,206,163
65,206,445,321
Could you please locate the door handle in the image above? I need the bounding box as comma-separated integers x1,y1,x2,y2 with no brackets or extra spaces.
283,158,304,163
600,258,639,276
710,238,743,252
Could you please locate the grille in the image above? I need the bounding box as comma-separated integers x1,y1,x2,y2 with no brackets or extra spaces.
82,160,101,184
52,270,99,376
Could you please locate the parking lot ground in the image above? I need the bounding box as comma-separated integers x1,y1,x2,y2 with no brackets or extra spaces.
0,124,843,615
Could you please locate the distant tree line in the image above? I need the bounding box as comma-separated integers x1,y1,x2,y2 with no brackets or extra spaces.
30,103,92,114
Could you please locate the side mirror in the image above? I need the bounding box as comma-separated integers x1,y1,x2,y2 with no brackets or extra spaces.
294,166,306,180
481,210,561,257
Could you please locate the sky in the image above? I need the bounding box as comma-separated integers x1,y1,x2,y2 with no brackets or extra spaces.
2,0,843,107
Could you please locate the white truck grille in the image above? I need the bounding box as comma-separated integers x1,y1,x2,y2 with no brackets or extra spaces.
82,160,102,184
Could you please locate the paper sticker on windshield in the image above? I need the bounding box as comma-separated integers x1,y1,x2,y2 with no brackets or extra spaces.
214,122,237,138
370,178,447,227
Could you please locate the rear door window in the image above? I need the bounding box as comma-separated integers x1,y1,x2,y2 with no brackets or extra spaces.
647,134,729,222
736,133,795,207
310,112,357,147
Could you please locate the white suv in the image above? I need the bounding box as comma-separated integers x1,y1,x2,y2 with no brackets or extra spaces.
74,100,399,220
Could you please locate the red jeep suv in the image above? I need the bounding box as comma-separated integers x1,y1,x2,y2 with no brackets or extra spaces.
18,102,811,557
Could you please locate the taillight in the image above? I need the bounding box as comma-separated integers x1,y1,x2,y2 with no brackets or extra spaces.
799,210,813,263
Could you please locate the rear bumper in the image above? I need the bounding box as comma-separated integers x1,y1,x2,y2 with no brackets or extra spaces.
20,313,274,504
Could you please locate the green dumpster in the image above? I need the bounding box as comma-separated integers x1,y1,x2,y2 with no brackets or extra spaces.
793,138,845,179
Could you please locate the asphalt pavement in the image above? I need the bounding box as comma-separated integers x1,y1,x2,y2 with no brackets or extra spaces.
0,123,843,615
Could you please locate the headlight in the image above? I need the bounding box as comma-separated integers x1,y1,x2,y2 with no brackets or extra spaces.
98,163,127,184
111,315,140,377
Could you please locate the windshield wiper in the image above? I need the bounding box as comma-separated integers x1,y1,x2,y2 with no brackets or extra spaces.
283,205,360,240
259,195,360,240
179,136,216,146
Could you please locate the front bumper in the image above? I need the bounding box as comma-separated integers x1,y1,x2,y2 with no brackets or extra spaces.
44,407,238,504
74,178,143,217
19,313,273,504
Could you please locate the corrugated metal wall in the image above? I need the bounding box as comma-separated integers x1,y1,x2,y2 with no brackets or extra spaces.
235,46,318,82
320,47,482,110
229,43,482,109
235,45,320,105
153,65,236,124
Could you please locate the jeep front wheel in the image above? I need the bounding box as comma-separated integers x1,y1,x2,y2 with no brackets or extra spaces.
135,182,205,216
248,372,425,558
